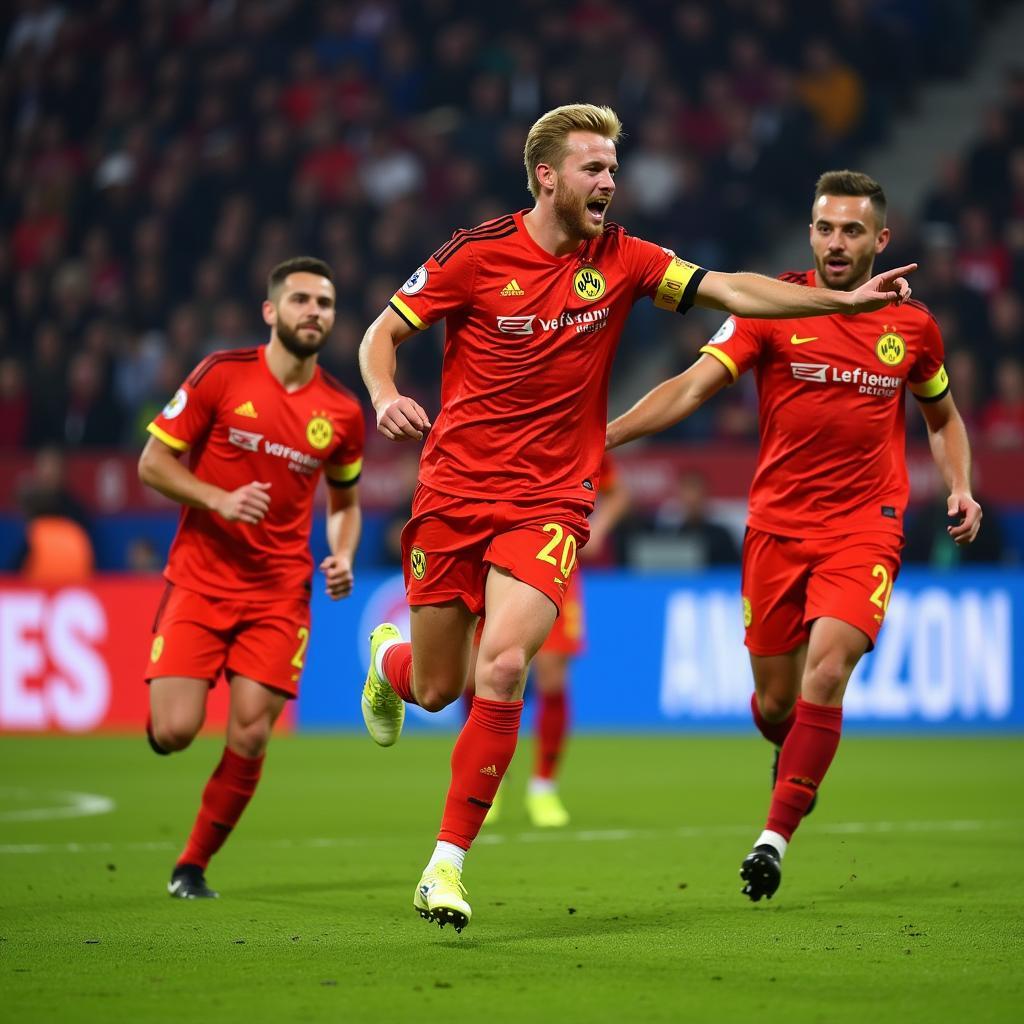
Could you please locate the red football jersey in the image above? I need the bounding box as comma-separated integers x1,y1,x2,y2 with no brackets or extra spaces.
389,210,705,505
148,346,365,599
700,270,948,539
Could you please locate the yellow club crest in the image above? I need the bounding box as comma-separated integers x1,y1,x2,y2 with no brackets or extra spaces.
410,547,427,581
306,414,333,450
742,597,753,629
573,266,606,303
875,331,906,367
150,635,164,662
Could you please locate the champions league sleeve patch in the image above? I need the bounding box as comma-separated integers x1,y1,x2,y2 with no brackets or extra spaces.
161,388,188,419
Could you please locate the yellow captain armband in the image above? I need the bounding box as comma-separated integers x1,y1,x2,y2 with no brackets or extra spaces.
909,365,950,403
653,258,706,312
325,457,363,487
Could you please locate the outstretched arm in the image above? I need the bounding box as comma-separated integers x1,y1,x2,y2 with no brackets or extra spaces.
606,354,732,450
359,306,432,441
695,264,917,318
917,394,982,545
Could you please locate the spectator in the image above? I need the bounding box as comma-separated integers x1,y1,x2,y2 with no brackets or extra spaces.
956,205,1011,299
987,290,1024,364
943,349,984,435
629,471,741,571
980,357,1024,449
25,322,67,447
12,445,95,584
0,355,30,447
797,39,864,148
63,350,123,447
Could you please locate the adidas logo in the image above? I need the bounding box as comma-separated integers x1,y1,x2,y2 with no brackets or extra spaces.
479,764,499,777
500,279,525,296
234,400,258,418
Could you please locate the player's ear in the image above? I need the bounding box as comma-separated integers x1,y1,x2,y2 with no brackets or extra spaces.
536,161,556,193
262,299,277,327
875,226,891,255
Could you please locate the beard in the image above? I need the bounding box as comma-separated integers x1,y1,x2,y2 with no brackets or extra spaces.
814,251,873,291
276,319,328,358
553,177,605,240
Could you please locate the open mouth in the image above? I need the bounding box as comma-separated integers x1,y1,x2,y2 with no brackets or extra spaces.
586,197,610,221
826,258,850,273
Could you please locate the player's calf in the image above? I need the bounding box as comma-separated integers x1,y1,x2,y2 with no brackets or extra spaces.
771,746,817,816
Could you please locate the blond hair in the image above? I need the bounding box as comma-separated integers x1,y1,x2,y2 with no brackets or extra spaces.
523,104,623,198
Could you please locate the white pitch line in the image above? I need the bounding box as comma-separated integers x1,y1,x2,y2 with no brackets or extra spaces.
0,788,115,823
0,818,1018,856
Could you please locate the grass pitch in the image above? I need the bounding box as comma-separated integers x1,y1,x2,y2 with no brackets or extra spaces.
1,733,1021,1023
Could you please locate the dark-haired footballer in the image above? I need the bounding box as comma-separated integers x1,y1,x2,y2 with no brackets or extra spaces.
607,171,982,903
139,257,364,898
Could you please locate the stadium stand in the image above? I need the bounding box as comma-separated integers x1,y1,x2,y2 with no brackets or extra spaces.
0,0,1020,567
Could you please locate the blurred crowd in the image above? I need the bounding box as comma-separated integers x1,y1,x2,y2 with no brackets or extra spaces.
1,0,1017,455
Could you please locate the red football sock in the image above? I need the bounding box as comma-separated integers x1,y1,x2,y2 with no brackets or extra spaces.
177,747,264,870
766,698,843,841
750,692,796,746
534,690,568,780
437,696,523,849
382,642,417,704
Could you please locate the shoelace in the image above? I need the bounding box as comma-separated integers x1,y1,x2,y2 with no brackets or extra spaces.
369,679,397,712
432,864,466,895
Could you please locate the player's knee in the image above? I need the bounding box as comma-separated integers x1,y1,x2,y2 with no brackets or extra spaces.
804,654,852,703
759,692,795,722
483,647,528,700
151,716,199,752
416,684,459,713
229,720,273,758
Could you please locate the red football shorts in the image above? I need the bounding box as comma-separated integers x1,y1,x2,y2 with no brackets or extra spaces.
741,527,903,655
143,583,312,697
401,483,591,615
